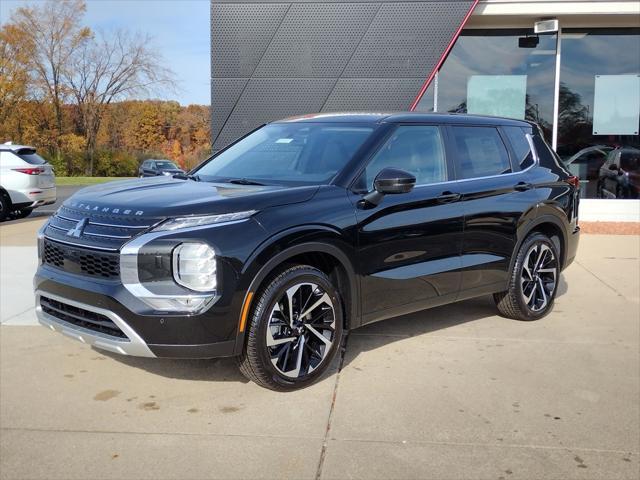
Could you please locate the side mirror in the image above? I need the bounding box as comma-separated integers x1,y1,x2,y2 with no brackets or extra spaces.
362,168,416,207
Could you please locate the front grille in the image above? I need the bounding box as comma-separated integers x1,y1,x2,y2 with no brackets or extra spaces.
40,296,126,339
43,239,120,279
44,205,162,251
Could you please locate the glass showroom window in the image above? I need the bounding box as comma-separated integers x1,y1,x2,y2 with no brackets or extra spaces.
415,29,557,141
557,28,640,199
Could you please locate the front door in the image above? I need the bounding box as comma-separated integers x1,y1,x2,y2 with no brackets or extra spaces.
353,124,464,325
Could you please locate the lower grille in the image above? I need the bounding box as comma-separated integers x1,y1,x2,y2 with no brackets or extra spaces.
40,296,126,339
43,239,120,279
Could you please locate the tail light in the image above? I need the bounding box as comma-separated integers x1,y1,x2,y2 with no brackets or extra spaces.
12,167,44,175
566,175,580,189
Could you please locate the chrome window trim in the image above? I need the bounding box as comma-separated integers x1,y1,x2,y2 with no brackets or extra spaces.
35,290,155,357
354,127,539,192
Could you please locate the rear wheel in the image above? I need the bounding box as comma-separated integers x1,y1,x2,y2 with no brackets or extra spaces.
494,233,559,321
0,191,11,221
238,265,343,391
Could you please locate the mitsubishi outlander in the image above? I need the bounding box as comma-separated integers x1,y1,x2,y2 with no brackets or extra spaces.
34,113,580,390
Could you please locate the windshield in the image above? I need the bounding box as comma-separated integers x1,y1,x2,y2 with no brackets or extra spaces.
194,123,374,185
155,161,178,169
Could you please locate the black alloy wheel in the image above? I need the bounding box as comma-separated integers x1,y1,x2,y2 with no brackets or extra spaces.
238,265,343,391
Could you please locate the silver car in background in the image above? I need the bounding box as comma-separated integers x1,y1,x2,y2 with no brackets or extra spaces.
0,143,56,221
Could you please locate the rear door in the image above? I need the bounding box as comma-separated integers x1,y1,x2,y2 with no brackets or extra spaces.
354,124,464,324
448,124,539,297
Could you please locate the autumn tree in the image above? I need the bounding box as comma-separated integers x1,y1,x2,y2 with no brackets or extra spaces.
65,29,175,174
10,0,91,167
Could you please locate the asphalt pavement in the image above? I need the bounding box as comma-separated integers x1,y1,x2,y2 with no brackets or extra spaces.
0,221,638,479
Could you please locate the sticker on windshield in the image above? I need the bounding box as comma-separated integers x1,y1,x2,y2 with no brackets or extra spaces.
275,138,293,144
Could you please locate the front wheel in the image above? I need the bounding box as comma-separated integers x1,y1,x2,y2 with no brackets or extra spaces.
238,265,343,391
494,233,559,321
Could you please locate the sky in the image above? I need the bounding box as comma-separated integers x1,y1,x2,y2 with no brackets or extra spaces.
0,0,211,106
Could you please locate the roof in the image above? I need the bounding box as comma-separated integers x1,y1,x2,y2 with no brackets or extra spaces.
275,112,533,127
0,143,36,152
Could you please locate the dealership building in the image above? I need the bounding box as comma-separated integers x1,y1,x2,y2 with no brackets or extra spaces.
210,0,639,220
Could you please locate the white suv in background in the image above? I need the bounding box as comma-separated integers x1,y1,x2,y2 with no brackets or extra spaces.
0,143,56,221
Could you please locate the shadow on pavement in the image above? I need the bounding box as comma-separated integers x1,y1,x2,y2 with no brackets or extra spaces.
98,274,567,384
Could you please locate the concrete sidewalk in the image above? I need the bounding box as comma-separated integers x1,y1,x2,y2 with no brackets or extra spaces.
0,231,638,479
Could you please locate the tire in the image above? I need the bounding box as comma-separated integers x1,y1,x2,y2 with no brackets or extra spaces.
616,185,626,199
493,233,560,321
237,265,344,391
0,191,11,221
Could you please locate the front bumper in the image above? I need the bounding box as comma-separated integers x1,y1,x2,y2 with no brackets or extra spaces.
34,265,240,359
36,290,155,357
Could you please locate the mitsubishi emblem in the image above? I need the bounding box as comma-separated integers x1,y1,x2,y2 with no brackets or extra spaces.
67,218,88,238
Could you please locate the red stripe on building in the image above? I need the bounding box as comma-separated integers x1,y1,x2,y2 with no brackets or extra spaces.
409,0,480,111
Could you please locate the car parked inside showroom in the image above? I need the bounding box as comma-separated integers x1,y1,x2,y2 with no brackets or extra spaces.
34,113,580,390
0,142,56,221
138,159,184,177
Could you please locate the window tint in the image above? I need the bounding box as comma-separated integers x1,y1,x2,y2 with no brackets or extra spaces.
364,125,446,188
452,126,511,179
154,161,177,169
503,126,534,170
16,149,46,165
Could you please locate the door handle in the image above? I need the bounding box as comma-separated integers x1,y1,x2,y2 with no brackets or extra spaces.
436,191,461,203
514,182,533,191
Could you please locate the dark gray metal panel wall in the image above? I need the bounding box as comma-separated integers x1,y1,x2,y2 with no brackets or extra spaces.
211,0,474,149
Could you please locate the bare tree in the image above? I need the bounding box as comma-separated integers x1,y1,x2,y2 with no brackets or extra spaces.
65,29,175,175
11,0,90,166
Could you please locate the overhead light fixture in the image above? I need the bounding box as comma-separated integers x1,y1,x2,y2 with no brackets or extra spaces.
535,19,559,34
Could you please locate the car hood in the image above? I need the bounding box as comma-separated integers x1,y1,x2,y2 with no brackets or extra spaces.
65,176,319,218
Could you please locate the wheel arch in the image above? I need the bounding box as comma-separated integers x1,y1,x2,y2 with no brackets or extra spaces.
511,214,569,275
233,228,359,355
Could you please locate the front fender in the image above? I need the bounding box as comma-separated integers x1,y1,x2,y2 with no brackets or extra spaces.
232,226,359,354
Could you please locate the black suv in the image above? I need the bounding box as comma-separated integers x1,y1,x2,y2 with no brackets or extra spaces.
34,113,580,390
138,159,184,177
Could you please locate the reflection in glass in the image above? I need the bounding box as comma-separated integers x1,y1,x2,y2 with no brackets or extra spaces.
415,29,557,140
558,28,640,199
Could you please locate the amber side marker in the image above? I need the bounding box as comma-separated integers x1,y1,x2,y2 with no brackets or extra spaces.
239,291,254,332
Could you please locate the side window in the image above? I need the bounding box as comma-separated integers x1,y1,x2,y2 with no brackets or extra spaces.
503,126,534,170
451,126,511,179
363,125,447,188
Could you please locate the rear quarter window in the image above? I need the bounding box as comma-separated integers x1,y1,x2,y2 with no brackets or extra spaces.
503,126,535,170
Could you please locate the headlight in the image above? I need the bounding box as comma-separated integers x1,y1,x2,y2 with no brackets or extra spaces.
172,242,217,292
153,210,256,232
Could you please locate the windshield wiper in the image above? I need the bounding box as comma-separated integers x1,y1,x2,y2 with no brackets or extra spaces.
226,178,266,186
